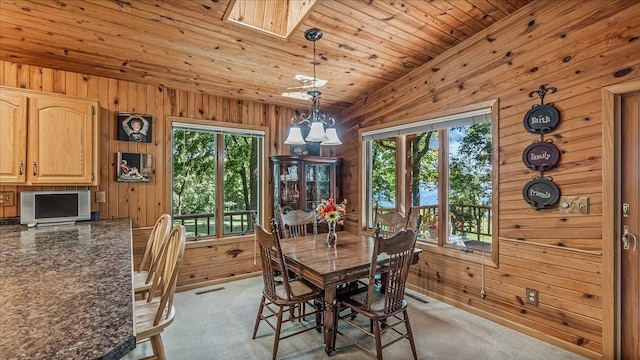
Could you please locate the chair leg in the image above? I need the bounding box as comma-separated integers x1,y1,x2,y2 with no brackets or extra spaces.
373,319,383,360
314,299,323,331
302,301,307,321
403,309,418,360
273,306,284,360
252,295,266,339
289,305,295,320
150,334,166,360
332,303,339,350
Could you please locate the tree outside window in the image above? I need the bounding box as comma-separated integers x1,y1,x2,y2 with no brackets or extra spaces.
172,124,263,240
365,110,494,254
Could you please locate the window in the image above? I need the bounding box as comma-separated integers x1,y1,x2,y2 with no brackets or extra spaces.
171,120,264,240
369,137,398,211
363,107,495,257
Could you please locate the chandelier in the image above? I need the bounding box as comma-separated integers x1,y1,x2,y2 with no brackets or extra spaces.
284,28,342,146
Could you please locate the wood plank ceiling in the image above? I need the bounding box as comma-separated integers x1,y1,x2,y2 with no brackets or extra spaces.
0,0,533,112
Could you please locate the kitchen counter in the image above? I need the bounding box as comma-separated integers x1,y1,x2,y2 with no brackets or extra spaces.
0,219,135,359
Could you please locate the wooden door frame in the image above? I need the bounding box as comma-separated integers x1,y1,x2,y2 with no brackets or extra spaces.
602,80,640,359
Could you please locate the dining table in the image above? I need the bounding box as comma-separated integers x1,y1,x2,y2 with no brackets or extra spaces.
279,231,422,355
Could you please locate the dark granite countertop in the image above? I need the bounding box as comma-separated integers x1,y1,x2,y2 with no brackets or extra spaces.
0,219,135,360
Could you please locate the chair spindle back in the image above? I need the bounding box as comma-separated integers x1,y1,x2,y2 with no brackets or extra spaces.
279,209,317,238
373,205,412,238
138,214,172,282
366,226,418,315
146,225,187,325
255,220,294,301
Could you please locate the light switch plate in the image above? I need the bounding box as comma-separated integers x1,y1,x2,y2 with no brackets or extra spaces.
95,191,106,203
558,196,589,214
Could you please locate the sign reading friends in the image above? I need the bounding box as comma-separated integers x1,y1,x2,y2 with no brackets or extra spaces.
522,177,561,209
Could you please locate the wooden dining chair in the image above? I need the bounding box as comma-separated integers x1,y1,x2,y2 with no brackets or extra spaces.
134,225,187,360
333,226,419,360
276,208,321,322
252,220,324,360
134,214,172,298
279,207,318,238
373,205,412,237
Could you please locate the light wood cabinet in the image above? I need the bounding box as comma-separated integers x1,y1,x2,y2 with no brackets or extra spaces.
0,87,99,185
0,91,28,183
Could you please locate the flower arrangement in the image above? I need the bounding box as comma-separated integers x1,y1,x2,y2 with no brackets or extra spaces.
316,198,347,225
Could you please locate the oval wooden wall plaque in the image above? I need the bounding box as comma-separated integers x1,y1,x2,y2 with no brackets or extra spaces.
522,141,560,171
523,104,560,134
522,177,561,209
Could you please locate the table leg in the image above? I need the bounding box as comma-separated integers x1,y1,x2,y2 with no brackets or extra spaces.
323,286,337,355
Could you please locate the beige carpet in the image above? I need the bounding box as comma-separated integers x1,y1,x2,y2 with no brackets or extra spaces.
126,276,586,359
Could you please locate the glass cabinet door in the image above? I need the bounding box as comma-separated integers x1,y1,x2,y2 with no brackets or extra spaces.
275,162,301,211
305,163,331,211
271,156,341,230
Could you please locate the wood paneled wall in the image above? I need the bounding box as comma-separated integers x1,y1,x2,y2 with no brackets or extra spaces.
0,59,299,224
0,59,303,287
2,0,638,357
338,0,640,358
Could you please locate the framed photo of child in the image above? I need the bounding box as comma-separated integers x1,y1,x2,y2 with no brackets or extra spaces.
117,152,153,182
118,113,153,142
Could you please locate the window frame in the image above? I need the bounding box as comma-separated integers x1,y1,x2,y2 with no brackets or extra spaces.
359,100,499,267
167,117,269,241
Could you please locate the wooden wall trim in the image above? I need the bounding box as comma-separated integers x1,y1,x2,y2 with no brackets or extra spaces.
176,272,261,293
184,235,255,248
601,79,640,359
500,237,603,256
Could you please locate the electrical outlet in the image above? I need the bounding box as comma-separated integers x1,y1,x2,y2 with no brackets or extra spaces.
95,191,106,203
0,191,15,207
526,288,539,306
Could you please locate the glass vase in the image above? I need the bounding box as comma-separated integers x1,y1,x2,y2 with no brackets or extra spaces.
326,222,337,248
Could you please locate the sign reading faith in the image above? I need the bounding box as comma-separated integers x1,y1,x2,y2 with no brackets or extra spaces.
523,104,559,134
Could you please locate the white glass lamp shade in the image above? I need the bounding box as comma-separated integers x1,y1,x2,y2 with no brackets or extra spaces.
284,126,306,145
305,122,328,142
320,128,342,145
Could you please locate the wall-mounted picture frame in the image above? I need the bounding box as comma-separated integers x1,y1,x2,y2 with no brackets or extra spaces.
117,152,153,182
118,112,153,143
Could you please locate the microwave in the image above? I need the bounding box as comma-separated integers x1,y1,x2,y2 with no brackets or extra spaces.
20,190,91,226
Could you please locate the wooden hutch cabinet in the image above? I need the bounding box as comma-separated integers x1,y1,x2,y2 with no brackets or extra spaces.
270,155,342,217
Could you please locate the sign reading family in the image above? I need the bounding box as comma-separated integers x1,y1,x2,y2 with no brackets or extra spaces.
522,141,560,172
